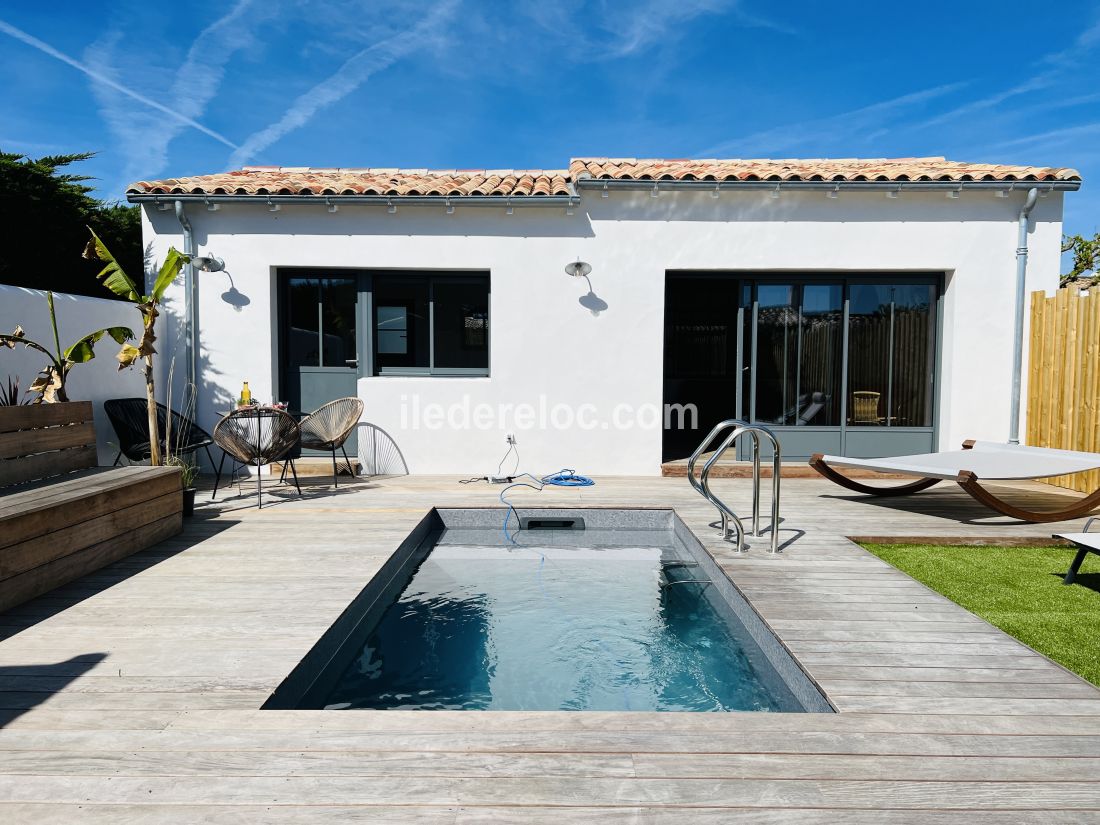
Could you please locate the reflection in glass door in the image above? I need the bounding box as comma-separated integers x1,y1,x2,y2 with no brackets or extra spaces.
663,273,940,462
280,270,360,453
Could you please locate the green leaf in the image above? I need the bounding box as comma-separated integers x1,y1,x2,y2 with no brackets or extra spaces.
63,326,135,364
151,246,187,301
85,226,141,301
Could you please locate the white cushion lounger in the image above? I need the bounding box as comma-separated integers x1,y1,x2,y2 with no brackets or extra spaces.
809,440,1100,523
1053,518,1100,584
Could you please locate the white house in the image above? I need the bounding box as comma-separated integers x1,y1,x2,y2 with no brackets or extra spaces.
127,157,1080,476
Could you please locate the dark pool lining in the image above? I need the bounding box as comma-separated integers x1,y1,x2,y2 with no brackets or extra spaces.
263,507,833,713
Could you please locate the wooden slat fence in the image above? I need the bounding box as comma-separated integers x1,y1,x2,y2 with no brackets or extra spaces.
1027,288,1100,493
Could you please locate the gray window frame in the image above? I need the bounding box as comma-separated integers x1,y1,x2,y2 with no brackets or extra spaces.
363,270,491,378
737,272,942,456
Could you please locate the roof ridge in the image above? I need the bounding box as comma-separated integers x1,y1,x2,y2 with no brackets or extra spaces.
127,156,1083,197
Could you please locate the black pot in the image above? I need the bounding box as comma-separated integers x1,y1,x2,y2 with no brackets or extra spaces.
182,487,197,518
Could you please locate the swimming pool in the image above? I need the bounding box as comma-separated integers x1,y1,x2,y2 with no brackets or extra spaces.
265,509,830,713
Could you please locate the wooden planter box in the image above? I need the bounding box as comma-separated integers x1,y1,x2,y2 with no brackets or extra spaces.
0,401,182,613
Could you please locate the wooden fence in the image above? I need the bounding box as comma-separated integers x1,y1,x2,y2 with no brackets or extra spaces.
1027,288,1100,493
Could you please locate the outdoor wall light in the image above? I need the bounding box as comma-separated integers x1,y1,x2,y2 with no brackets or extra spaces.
650,184,659,198
326,198,338,213
565,260,592,278
996,190,1010,198
601,183,609,198
770,186,780,199
191,255,225,273
826,187,839,199
205,199,220,211
947,188,961,199
267,200,280,212
886,190,900,199
387,199,397,214
505,200,514,215
445,199,455,215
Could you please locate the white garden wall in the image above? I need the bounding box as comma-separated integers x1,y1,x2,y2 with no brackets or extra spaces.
0,285,150,465
140,187,1065,476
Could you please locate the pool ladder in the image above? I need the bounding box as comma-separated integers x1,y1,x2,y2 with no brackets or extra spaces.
687,420,781,553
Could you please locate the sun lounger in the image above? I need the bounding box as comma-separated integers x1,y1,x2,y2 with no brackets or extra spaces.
810,440,1100,523
1053,518,1100,584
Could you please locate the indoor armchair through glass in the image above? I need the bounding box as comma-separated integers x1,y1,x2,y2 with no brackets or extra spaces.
264,509,831,713
663,272,940,461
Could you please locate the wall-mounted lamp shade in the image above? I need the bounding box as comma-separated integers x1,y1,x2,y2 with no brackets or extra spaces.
565,260,592,278
191,255,225,272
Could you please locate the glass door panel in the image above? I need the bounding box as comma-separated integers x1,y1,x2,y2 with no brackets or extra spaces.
280,272,361,454
798,284,843,426
753,284,797,425
848,283,935,427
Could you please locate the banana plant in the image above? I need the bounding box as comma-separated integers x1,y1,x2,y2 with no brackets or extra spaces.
83,227,188,465
0,291,134,404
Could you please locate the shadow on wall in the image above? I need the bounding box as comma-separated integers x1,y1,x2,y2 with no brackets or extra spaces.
358,422,408,476
152,205,597,242
575,273,609,316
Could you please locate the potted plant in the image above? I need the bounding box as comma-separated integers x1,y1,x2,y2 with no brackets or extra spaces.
167,456,200,516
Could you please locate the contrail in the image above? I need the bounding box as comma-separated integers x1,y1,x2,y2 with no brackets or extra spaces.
229,0,458,167
0,18,238,149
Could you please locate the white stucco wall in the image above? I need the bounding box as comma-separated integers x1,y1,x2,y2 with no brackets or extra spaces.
0,285,149,464
141,188,1064,475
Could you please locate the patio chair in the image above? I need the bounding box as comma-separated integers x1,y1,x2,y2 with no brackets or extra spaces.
104,398,222,485
809,440,1100,523
211,408,302,508
297,397,364,487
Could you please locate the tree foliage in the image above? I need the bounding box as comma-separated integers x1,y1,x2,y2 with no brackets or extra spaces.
1061,232,1100,288
0,151,141,298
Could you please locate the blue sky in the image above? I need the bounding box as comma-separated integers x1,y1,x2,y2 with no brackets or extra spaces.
2,0,1098,241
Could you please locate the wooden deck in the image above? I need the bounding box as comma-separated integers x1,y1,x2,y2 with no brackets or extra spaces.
1,473,1098,822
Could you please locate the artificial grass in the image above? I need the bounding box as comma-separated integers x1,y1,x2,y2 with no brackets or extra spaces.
860,542,1100,686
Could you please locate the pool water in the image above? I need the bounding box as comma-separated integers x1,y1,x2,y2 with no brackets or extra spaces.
322,546,796,712
267,509,828,713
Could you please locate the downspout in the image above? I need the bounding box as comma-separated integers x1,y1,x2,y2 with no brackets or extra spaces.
173,200,197,397
1009,187,1040,445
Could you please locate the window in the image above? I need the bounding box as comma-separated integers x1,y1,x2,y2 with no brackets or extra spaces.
372,273,489,375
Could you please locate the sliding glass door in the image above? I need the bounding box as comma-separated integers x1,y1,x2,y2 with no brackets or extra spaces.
663,273,941,461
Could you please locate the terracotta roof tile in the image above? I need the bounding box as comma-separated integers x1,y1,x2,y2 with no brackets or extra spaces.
126,157,1081,197
569,157,1080,183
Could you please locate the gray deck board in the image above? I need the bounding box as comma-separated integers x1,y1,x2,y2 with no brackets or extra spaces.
0,474,1097,821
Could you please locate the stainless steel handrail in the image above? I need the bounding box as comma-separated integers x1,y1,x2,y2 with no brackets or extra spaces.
687,419,748,550
686,420,782,553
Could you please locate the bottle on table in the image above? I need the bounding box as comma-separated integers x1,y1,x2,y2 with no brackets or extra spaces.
239,381,252,407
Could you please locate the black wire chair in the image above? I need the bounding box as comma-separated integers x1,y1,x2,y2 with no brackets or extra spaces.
212,408,302,508
295,397,365,487
104,398,221,484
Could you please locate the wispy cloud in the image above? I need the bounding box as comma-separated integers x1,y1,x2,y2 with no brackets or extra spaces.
697,82,967,157
906,17,1100,135
228,0,459,168
519,0,791,59
0,18,236,150
83,0,264,184
989,121,1100,152
610,0,733,57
